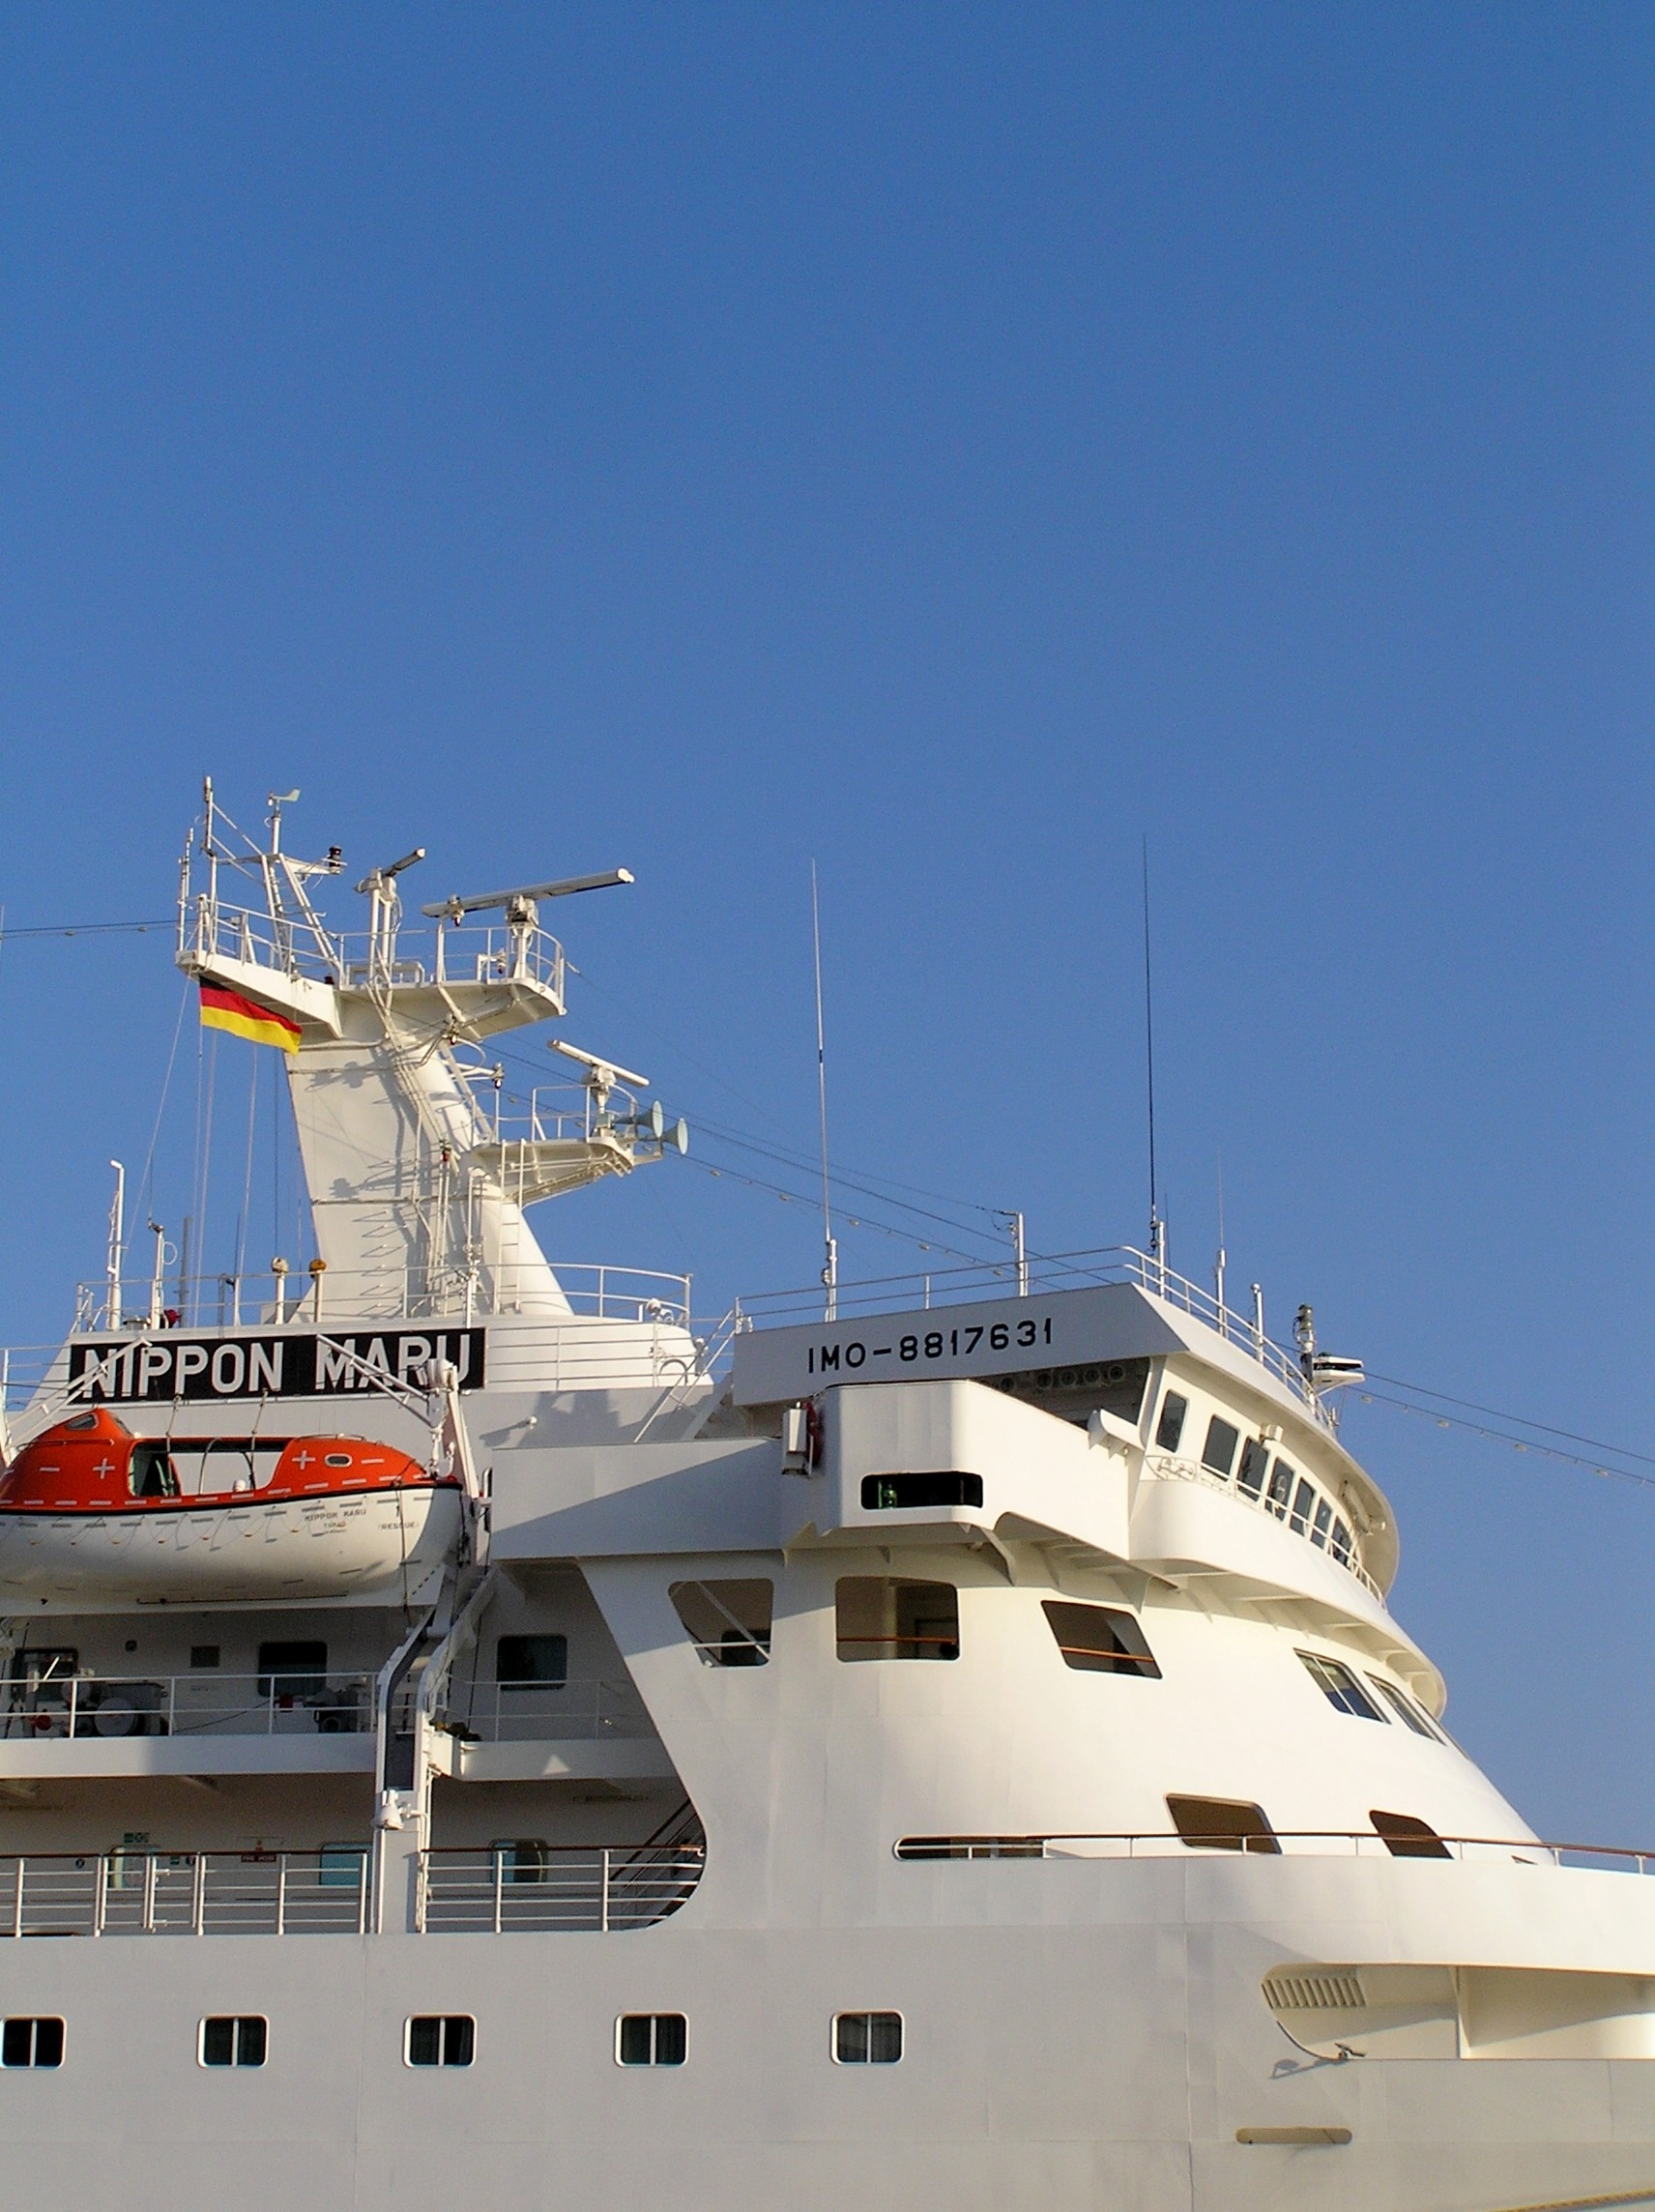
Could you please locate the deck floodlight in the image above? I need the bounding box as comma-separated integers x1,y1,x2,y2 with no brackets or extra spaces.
420,868,633,919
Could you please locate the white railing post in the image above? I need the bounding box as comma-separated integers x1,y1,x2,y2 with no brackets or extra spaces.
492,1851,504,1936
94,1851,107,1936
600,1848,610,1935
68,1678,78,1738
10,1858,20,1940
276,1854,287,1936
142,1850,157,1933
360,1850,371,1936
191,1852,206,1936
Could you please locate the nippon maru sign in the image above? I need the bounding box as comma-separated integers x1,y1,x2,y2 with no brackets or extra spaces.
67,1328,486,1405
730,1283,1181,1407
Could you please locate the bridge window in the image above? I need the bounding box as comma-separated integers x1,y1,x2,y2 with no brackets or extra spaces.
836,1579,958,1661
1,2019,63,2069
669,1581,773,1667
1201,1418,1239,1477
1371,1810,1451,1859
495,1635,567,1687
200,2017,266,2068
1289,1479,1317,1535
1154,1392,1188,1451
1166,1795,1280,1853
1298,1651,1384,1721
833,2012,903,2064
406,2016,474,2067
1041,1601,1160,1678
1236,1440,1269,1498
1264,1459,1295,1518
1366,1677,1445,1741
617,2014,686,2066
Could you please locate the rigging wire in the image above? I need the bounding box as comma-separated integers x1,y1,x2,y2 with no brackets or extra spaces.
1360,1371,1655,1471
0,917,172,942
1352,1385,1655,1491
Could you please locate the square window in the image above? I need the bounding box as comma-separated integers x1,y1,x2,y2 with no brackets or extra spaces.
406,2016,474,2068
0,2019,63,2069
1154,1392,1188,1452
256,1642,327,1700
495,1635,567,1687
189,1645,220,1670
1201,1417,1239,1477
1041,1601,1160,1678
616,2013,686,2066
317,1845,367,1890
835,1579,958,1662
833,2011,903,2064
1235,1440,1269,1498
668,1581,773,1667
200,2016,266,2068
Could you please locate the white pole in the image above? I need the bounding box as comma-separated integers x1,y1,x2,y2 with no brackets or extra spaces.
106,1162,126,1329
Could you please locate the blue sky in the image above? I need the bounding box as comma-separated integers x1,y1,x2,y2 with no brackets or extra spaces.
1,3,1651,1839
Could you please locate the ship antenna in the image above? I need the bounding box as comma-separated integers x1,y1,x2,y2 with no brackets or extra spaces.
1142,837,1165,1280
811,860,836,1322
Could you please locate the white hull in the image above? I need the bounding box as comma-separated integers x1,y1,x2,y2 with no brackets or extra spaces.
0,1484,463,1603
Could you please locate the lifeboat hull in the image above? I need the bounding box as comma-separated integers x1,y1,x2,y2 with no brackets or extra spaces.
0,1483,463,1604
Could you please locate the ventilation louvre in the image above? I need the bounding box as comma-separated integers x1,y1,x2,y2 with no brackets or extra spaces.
1262,1970,1365,2013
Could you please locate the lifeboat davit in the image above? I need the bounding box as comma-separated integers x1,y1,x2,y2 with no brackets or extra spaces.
0,1408,464,1603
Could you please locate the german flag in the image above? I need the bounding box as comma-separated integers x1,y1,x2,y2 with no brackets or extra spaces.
198,982,303,1053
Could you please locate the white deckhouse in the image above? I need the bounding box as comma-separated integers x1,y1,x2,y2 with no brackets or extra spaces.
0,790,1648,2212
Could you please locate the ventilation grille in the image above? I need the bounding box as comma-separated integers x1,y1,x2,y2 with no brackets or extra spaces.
1262,1970,1365,2013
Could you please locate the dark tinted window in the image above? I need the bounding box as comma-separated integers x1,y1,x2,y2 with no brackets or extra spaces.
495,1635,567,1686
189,1645,220,1670
256,1642,327,1699
1041,1602,1160,1678
1154,1393,1188,1452
834,2012,903,2064
1166,1795,1280,1854
1201,1418,1239,1477
1367,1677,1445,1741
1264,1459,1294,1517
201,2017,266,2068
860,1472,983,1511
1,2019,63,2068
1235,1440,1269,1498
617,2013,686,2066
407,2016,473,2067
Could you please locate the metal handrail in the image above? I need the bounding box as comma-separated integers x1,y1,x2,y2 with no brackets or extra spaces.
416,1842,705,1934
183,893,566,1003
0,1848,369,1936
1143,1450,1383,1600
736,1246,1330,1424
0,1671,374,1742
432,1675,653,1744
893,1829,1655,1873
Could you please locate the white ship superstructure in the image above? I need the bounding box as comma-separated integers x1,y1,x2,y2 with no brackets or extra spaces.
0,792,1650,2212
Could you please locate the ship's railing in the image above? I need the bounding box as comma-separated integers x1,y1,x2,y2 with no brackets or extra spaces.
0,1672,373,1742
0,1848,369,1936
736,1246,1330,1425
416,1844,704,1934
433,1676,653,1745
66,1258,694,1333
894,1830,1655,1873
182,893,566,1002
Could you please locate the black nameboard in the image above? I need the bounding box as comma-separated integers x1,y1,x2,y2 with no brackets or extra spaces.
66,1328,486,1405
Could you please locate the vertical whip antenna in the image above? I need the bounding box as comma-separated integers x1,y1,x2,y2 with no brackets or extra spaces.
811,861,836,1322
1142,837,1164,1275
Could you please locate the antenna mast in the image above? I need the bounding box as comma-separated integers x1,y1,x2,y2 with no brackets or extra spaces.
1142,838,1164,1281
811,861,836,1322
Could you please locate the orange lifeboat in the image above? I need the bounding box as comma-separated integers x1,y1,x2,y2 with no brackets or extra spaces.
0,1410,464,1603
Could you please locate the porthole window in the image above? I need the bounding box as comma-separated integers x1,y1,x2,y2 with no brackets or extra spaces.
1154,1392,1188,1452
833,2011,903,2064
406,2016,474,2068
616,2013,686,2066
200,2016,266,2068
1298,1651,1384,1722
0,2019,63,2069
